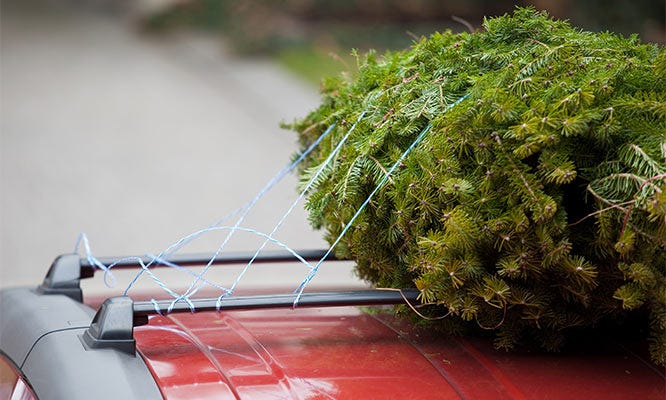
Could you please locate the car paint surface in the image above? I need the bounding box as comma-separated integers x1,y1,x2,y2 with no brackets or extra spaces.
0,352,37,400
133,306,665,400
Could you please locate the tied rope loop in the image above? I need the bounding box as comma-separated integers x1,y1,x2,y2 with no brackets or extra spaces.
76,232,188,302
111,256,185,303
293,94,470,306
74,237,192,313
122,226,315,297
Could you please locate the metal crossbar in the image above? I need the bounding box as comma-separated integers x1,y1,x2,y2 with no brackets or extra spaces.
134,289,419,316
82,289,420,355
40,249,343,302
81,249,338,269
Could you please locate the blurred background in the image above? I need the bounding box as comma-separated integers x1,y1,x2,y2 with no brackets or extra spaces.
140,0,665,82
1,0,664,293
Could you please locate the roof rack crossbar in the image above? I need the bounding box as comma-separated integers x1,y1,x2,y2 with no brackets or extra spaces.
134,289,420,317
41,249,343,301
83,289,419,355
81,249,339,269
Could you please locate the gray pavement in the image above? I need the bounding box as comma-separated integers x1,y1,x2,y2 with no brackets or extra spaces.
1,0,365,294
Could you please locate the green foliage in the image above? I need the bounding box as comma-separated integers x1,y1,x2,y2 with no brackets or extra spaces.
287,8,666,364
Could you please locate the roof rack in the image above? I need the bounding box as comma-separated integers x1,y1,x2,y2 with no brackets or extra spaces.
37,249,419,355
38,249,338,302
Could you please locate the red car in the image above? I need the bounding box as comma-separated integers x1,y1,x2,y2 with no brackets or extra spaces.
1,250,664,399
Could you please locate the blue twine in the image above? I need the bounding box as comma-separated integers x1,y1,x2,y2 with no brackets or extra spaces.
121,225,313,285
163,123,335,260
77,225,313,313
75,233,117,287
146,254,229,293
293,94,469,305
113,225,315,312
108,256,189,307
222,112,367,299
166,226,315,312
76,91,468,314
76,124,335,313
85,124,334,300
176,123,337,302
150,299,163,315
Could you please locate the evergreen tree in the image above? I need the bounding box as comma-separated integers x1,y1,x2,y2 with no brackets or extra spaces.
287,8,666,364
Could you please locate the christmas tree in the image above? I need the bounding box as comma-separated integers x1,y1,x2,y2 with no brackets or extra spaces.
288,8,666,364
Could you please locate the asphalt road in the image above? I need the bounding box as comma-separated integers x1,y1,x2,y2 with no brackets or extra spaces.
1,0,365,294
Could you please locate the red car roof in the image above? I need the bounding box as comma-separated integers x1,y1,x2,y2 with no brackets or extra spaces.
134,306,665,400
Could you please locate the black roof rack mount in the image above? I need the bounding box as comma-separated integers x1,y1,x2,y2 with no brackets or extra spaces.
37,254,94,302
